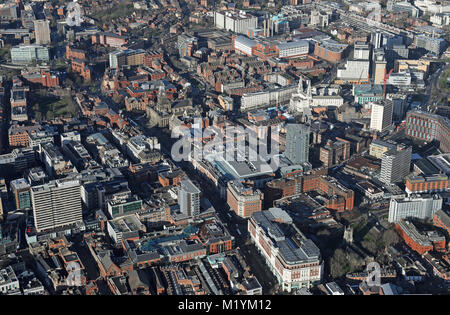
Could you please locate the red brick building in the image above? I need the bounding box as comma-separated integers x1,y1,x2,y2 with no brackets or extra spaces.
405,174,449,194
396,220,446,255
227,180,263,218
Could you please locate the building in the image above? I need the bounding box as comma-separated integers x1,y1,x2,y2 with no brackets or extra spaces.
10,178,31,210
405,111,450,153
433,209,450,238
214,10,258,35
388,194,443,223
240,84,297,112
337,59,370,83
370,100,393,132
387,1,419,17
380,144,412,184
353,84,383,105
353,42,370,60
373,49,387,85
107,195,143,219
320,138,351,168
248,208,323,292
285,123,310,165
395,220,446,255
11,45,49,64
405,174,448,194
369,139,396,159
178,178,201,218
0,266,20,295
314,39,348,63
227,180,263,218
415,35,446,55
31,179,83,232
34,20,51,45
178,35,198,58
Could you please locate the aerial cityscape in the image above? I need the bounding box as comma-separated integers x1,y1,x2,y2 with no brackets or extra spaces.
0,0,449,298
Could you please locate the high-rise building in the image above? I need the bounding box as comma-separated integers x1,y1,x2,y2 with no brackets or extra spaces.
10,178,31,210
370,100,393,132
380,144,412,184
214,10,258,35
34,20,51,45
31,179,82,232
388,194,443,223
353,42,370,60
178,178,200,217
285,123,310,165
371,32,382,49
373,48,386,85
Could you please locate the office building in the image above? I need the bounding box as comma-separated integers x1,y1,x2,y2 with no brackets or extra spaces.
178,178,201,218
107,195,143,219
380,144,412,184
353,84,383,105
34,20,51,45
214,10,258,35
227,180,263,218
353,42,370,60
10,178,31,210
369,139,396,159
320,138,351,168
388,194,443,223
11,45,49,64
396,220,446,255
373,49,387,85
370,100,393,132
405,110,450,153
314,39,348,63
31,179,83,232
415,35,446,55
285,123,310,165
405,174,448,194
337,60,370,83
371,32,382,49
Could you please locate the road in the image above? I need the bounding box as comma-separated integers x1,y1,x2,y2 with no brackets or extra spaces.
126,114,278,293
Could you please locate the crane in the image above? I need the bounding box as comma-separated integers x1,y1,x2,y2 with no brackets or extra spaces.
383,68,394,99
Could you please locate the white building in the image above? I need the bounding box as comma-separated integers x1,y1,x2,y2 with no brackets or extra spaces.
31,179,83,232
248,208,323,292
370,100,393,132
353,42,370,60
380,144,412,184
233,35,256,56
277,40,309,58
178,178,201,217
0,266,20,295
214,10,258,34
337,60,370,81
241,84,297,112
388,194,443,222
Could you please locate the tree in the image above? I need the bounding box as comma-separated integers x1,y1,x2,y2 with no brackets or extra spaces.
330,248,349,278
381,229,400,249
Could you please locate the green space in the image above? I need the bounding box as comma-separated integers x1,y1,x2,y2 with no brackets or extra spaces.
32,94,79,120
90,1,135,24
438,69,450,93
